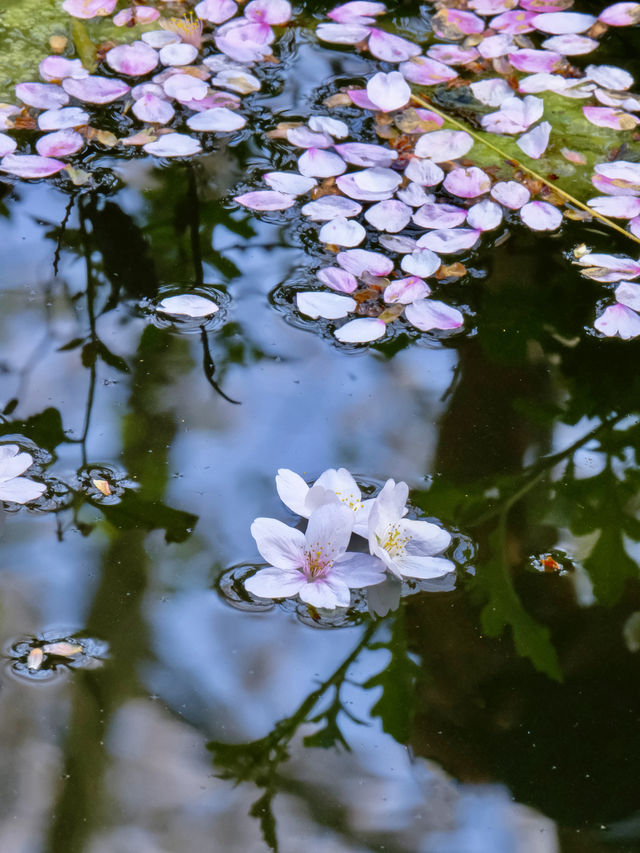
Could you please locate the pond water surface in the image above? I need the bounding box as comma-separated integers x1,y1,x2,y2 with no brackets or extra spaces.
0,1,639,852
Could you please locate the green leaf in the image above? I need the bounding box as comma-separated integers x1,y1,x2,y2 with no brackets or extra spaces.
71,19,97,74
0,407,66,452
583,527,638,606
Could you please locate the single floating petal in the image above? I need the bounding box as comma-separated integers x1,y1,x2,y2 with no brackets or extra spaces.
490,10,537,32
143,134,202,157
335,317,386,343
296,291,357,319
234,190,295,210
532,11,596,32
0,154,66,178
133,94,175,124
384,276,431,303
336,173,393,201
317,267,358,292
301,196,361,220
187,108,247,132
157,294,219,317
39,56,88,83
366,71,411,112
508,48,563,73
0,134,17,157
405,299,464,331
15,82,69,110
365,200,412,232
415,130,473,162
114,6,160,25
334,142,397,167
412,202,466,229
583,106,639,131
520,200,562,230
541,34,598,54
195,0,238,23
587,196,640,219
106,42,159,77
316,22,372,43
353,166,401,193
417,228,481,253
516,120,551,158
245,0,292,24
309,115,349,138
585,63,634,91
319,217,366,246
431,8,485,38
265,172,317,195
401,248,441,277
598,1,640,25
368,28,421,62
36,129,84,158
298,148,346,177
63,76,130,104
575,252,640,282
163,74,209,103
328,1,386,24
379,234,417,253
404,158,444,187
444,167,491,198
62,0,116,18
467,199,503,231
491,180,530,209
38,107,89,131
399,57,458,86
159,43,199,67
470,78,514,106
337,248,394,276
286,126,333,148
615,281,640,310
142,30,180,48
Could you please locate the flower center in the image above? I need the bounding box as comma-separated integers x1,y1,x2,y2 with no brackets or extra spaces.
381,523,411,557
334,489,364,512
304,544,332,579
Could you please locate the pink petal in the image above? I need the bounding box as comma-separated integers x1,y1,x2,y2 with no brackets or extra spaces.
379,234,418,253
195,0,238,23
405,298,464,331
400,248,441,277
15,82,69,110
576,253,640,282
244,567,306,600
234,190,295,210
265,172,317,195
302,196,361,220
520,200,562,230
470,78,514,106
35,129,84,157
467,199,503,230
594,303,640,339
384,277,431,303
39,56,88,83
414,130,474,162
62,0,116,18
399,57,458,86
366,71,411,112
490,10,537,32
427,45,479,65
297,291,357,319
159,43,199,67
516,120,551,158
337,248,394,276
592,161,640,196
353,166,401,192
245,0,292,24
143,134,203,157
317,267,358,292
615,281,640,310
444,167,491,198
286,126,333,148
38,107,89,130
157,294,219,317
328,1,386,24
63,76,130,104
599,1,640,25
308,115,349,138
298,148,347,178
133,94,175,124
335,317,386,343
432,8,485,37
0,134,17,157
412,202,467,229
585,64,633,90
587,196,640,219
336,173,393,200
368,28,421,62
508,49,563,72
215,20,275,62
163,74,209,102
417,228,481,253
319,217,366,246
397,182,432,207
142,31,180,49
113,6,160,25
491,180,530,209
106,42,159,77
477,33,517,58
541,34,598,53
251,516,306,570
364,199,412,232
471,0,516,12
187,108,247,132
334,142,398,167
404,158,444,186
0,154,66,178
532,11,596,32
348,88,380,110
316,22,372,43
583,106,639,130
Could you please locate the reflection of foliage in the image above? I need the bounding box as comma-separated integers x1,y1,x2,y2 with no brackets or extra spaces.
208,618,421,850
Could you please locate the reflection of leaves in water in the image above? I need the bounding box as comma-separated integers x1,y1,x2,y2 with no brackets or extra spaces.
96,491,197,544
0,407,65,453
365,610,421,743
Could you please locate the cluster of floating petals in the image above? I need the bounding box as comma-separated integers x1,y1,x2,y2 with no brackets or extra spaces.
243,468,455,608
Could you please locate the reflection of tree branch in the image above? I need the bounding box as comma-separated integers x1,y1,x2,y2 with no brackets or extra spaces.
200,327,240,405
186,163,204,287
53,195,75,279
208,620,379,852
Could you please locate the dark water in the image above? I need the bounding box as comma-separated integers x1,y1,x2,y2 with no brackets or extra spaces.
0,3,639,853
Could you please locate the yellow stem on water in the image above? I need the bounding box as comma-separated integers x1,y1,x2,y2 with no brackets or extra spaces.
411,93,640,248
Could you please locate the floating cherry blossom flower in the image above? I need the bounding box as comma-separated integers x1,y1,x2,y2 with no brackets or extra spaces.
156,294,219,317
296,291,357,318
0,445,46,504
246,504,385,608
367,479,454,579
